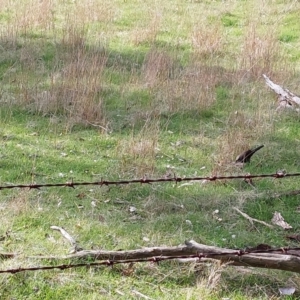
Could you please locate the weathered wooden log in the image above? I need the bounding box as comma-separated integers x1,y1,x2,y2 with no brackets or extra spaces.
31,239,300,273
263,74,300,110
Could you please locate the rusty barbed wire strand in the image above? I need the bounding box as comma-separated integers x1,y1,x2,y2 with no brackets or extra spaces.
0,171,297,191
1,246,300,274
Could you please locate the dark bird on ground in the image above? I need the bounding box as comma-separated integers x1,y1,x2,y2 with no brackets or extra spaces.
235,145,264,164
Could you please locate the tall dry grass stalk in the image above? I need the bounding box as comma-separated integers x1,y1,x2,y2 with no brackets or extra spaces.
191,22,225,60
116,118,160,177
17,24,108,130
142,48,174,88
0,0,112,129
154,64,232,113
6,0,54,32
239,24,283,78
55,25,108,129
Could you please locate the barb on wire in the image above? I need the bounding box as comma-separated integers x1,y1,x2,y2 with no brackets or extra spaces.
0,171,297,191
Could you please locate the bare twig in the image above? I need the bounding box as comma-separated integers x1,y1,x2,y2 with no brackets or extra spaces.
131,289,154,300
233,207,273,228
50,226,82,253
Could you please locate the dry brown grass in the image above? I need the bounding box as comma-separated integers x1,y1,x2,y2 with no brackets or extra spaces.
191,22,225,60
5,0,54,32
116,118,160,177
142,48,174,88
4,190,33,218
73,1,116,24
0,0,113,130
55,27,108,129
154,64,235,113
0,0,294,130
239,23,284,79
131,11,162,46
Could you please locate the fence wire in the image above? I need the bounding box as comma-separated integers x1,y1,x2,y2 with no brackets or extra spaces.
0,171,297,191
0,171,299,275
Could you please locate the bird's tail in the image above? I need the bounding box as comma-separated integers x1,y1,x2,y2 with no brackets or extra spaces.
251,145,264,154
245,145,264,160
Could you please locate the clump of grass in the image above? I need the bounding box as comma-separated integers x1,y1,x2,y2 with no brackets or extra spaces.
116,119,160,177
191,22,225,59
156,64,232,113
239,23,283,78
142,47,174,88
55,27,108,129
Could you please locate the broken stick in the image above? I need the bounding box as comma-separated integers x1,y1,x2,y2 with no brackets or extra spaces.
50,226,82,253
233,207,273,228
263,74,300,111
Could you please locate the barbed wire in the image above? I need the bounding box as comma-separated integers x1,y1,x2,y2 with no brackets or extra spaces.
0,171,297,191
1,246,299,274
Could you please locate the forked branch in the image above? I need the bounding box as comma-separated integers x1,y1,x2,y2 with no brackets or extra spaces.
28,240,300,273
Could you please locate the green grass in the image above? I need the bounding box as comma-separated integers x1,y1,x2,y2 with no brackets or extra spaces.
0,0,300,299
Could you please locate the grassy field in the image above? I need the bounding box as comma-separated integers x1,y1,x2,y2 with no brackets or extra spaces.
1,0,300,299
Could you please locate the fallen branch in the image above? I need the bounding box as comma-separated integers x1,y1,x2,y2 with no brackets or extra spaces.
263,74,300,111
28,240,300,273
233,207,273,228
271,211,292,230
50,226,82,253
131,289,154,300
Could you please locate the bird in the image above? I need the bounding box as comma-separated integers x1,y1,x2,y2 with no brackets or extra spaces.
235,145,264,164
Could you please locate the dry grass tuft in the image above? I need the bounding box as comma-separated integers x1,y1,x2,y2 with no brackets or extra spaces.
116,119,160,177
73,1,116,23
0,1,111,129
142,48,174,88
26,24,109,129
239,24,282,78
131,12,162,46
11,0,54,32
156,65,231,113
56,42,108,127
6,190,32,216
191,22,225,59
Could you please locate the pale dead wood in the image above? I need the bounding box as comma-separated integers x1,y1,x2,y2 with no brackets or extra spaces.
131,289,154,300
50,226,82,253
31,244,192,260
29,239,300,273
271,211,292,229
263,74,300,111
233,207,273,228
185,240,300,273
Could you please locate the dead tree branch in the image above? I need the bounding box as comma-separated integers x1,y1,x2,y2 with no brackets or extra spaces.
263,74,300,111
50,226,82,253
233,207,273,228
28,240,300,273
